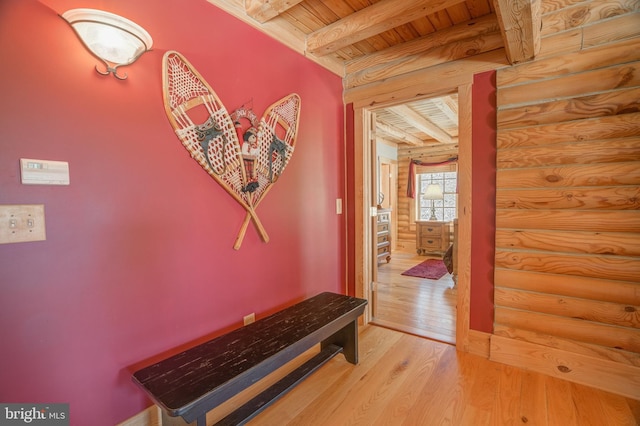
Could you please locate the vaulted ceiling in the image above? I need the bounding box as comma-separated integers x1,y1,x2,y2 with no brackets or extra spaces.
208,0,541,146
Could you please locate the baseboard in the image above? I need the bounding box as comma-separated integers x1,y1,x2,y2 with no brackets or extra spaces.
458,329,491,358
490,335,640,399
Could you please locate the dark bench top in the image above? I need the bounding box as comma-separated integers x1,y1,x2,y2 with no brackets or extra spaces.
132,292,367,422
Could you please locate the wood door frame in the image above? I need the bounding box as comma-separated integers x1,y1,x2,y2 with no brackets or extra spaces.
352,84,472,350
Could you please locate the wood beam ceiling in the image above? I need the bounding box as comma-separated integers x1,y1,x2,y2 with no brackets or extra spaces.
492,0,541,64
245,0,304,23
388,105,455,144
305,0,467,56
375,121,424,146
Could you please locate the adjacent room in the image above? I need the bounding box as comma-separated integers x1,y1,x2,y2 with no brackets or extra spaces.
371,94,460,344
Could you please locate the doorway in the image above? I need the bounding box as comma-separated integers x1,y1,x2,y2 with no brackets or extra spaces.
369,94,459,344
351,84,472,348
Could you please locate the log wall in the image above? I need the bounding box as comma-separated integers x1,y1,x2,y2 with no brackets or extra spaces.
490,0,640,398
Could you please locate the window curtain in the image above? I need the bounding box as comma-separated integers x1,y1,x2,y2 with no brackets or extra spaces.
406,156,458,198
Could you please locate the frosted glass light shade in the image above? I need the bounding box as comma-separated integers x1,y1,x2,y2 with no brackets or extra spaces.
62,9,152,79
422,184,444,200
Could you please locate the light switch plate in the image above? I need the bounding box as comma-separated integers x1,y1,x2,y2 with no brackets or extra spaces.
0,205,46,244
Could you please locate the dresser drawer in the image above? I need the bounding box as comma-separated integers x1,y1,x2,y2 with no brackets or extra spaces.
377,212,390,223
377,243,390,256
418,236,440,249
419,224,442,236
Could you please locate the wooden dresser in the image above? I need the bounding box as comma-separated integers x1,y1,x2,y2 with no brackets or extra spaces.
376,209,391,264
416,220,450,255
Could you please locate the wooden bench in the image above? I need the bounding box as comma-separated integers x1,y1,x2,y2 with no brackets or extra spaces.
132,292,367,426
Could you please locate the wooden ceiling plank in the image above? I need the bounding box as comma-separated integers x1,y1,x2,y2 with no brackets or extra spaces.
447,2,473,24
306,0,467,56
245,0,305,23
492,0,541,64
432,97,459,124
389,105,454,144
466,0,493,18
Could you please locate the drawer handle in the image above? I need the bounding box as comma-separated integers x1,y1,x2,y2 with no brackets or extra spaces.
427,228,434,231
427,240,434,244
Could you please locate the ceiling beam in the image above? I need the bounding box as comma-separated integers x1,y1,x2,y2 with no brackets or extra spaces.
306,0,466,56
345,31,504,89
375,121,424,146
388,105,454,144
245,0,304,23
345,14,500,75
492,0,541,64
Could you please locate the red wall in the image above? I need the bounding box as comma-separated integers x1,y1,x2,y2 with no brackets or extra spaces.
470,70,497,332
0,0,344,424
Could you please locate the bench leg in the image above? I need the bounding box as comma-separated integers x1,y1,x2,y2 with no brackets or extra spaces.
161,412,191,426
321,319,359,364
161,411,205,426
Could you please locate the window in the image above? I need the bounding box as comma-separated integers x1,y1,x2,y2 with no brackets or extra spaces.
417,169,457,222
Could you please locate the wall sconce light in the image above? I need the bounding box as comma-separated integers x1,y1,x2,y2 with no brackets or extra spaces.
62,9,153,80
422,183,444,221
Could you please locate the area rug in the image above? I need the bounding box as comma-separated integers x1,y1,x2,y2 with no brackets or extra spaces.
401,258,448,280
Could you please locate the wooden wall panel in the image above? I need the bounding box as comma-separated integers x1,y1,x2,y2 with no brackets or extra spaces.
495,307,640,353
496,162,640,188
498,87,640,128
497,36,640,86
490,0,640,398
495,249,639,282
490,335,640,399
495,228,640,256
496,137,640,168
494,325,640,366
540,0,639,36
494,269,640,305
496,209,640,232
494,288,640,328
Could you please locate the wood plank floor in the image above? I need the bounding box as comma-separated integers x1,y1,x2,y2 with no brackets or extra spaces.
374,250,457,344
247,325,640,425
121,326,640,426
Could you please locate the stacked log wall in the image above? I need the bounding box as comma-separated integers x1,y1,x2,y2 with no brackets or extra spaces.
489,0,640,398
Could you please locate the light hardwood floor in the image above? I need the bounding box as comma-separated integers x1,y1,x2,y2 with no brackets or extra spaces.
374,250,457,344
248,326,640,425
122,325,640,426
